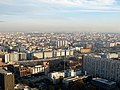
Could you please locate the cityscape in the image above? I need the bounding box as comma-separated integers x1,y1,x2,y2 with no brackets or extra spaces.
0,32,120,90
0,0,120,90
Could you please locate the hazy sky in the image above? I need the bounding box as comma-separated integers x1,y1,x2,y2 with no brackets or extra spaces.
0,0,120,32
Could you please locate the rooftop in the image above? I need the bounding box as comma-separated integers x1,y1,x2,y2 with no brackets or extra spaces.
92,78,116,86
0,67,12,75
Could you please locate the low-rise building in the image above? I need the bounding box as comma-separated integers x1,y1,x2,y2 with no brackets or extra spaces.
80,48,91,53
49,71,65,84
30,65,44,74
106,53,118,59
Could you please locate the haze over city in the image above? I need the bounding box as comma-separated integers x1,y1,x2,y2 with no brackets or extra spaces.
0,0,120,32
1,1,120,90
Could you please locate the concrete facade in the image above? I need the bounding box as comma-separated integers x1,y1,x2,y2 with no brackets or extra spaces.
83,56,120,82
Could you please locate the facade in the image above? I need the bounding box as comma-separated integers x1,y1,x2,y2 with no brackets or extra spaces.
53,50,74,58
8,64,46,77
18,66,31,77
49,72,65,80
67,70,76,77
65,50,70,56
30,65,44,74
0,53,10,63
69,50,74,56
0,68,14,90
56,40,68,48
53,50,61,57
110,42,116,47
43,51,53,59
60,50,65,56
0,52,27,62
80,48,91,53
83,56,120,82
32,52,43,59
106,53,118,59
49,71,65,84
9,53,19,62
26,51,32,60
19,53,27,60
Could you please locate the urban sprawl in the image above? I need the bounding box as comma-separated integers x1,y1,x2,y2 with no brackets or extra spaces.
0,32,120,90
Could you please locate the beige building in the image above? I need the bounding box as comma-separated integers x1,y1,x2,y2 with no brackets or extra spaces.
66,50,70,56
60,50,65,56
19,53,27,60
69,50,74,56
30,65,44,74
80,48,91,53
110,42,117,47
43,51,53,59
9,52,19,62
106,53,118,59
83,56,120,82
49,71,65,84
53,50,61,57
49,72,65,80
56,40,68,48
32,52,43,59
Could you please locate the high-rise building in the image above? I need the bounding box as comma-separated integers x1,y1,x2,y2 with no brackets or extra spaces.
56,40,68,48
83,56,120,82
0,68,14,90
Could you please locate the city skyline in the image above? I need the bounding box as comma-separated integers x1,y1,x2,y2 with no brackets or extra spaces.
0,0,120,32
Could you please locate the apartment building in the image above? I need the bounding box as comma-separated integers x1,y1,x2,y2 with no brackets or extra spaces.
83,56,120,82
0,68,14,90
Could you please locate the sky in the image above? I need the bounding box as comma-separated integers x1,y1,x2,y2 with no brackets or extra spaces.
0,0,120,32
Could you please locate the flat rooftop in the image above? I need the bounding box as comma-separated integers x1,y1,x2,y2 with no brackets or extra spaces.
93,78,116,85
0,67,12,75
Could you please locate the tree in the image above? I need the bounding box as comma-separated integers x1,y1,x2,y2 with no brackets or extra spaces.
70,79,85,90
